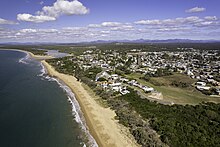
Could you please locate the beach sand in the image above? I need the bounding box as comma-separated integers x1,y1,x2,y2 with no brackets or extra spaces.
41,60,139,147
28,52,53,60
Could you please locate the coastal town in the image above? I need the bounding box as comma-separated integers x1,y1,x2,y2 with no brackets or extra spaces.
1,0,220,146
1,44,220,147
53,46,220,100
44,44,220,146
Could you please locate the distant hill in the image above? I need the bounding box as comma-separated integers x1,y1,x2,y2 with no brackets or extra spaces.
1,39,220,45
88,39,220,44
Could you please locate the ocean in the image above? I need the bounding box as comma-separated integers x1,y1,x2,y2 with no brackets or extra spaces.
0,50,97,147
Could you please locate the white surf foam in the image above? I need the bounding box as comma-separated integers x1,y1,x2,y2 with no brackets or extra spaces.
38,62,47,77
19,53,30,64
56,78,98,147
39,65,98,147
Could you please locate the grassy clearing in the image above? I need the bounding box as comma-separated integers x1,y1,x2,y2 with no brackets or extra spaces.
126,73,220,104
150,73,196,87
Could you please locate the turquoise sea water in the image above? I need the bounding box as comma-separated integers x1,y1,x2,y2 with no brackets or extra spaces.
0,50,96,147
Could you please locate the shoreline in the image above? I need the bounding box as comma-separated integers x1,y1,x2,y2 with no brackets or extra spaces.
28,52,54,60
41,60,139,147
0,49,53,60
1,49,138,146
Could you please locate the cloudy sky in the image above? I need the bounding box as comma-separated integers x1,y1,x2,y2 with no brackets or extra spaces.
0,0,220,42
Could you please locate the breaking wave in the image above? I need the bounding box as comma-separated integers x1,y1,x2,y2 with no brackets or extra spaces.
38,62,47,77
19,53,30,64
38,65,98,147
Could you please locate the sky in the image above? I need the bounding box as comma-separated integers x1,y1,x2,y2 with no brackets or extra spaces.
0,0,220,43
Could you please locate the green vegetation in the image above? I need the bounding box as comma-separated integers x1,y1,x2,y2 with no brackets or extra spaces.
41,45,91,55
214,75,220,82
148,73,196,87
47,56,220,146
2,42,220,56
118,90,220,147
42,43,220,146
147,68,173,77
107,88,166,146
115,65,131,75
84,67,102,80
47,57,166,146
47,57,78,74
97,77,107,82
25,49,46,55
127,73,220,104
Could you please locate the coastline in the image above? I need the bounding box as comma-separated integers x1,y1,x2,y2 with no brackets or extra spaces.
0,49,53,60
41,60,139,147
28,52,54,60
0,49,138,146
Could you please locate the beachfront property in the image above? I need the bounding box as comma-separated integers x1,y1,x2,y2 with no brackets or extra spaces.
76,47,220,96
53,46,220,97
14,44,219,147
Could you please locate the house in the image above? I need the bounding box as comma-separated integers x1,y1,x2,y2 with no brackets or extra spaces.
142,86,154,92
82,65,91,70
187,70,194,76
196,86,211,91
100,82,108,89
110,74,119,81
128,80,137,86
95,71,110,81
101,63,109,69
120,87,130,95
110,83,122,92
120,78,129,83
196,82,206,86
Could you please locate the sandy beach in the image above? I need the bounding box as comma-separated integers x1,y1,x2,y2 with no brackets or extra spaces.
41,60,138,147
28,52,53,60
1,49,138,146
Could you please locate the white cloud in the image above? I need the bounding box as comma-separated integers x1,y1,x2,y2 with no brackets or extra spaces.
87,22,134,33
17,14,56,23
135,16,202,26
20,29,37,33
41,0,89,17
62,27,88,34
2,16,220,42
39,29,58,33
62,27,86,30
88,22,122,28
17,0,89,23
158,27,190,32
134,16,220,31
194,21,220,28
183,16,201,23
185,7,206,13
101,22,121,27
134,20,161,25
40,1,44,5
19,28,58,33
0,18,18,25
110,25,134,31
204,16,218,21
88,24,102,28
100,30,110,34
